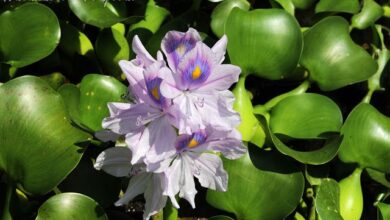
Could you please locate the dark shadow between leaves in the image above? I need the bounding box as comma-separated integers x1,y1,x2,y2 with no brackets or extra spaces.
247,143,302,174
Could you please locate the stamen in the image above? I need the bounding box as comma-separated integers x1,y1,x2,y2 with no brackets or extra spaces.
151,86,160,100
192,66,202,80
187,138,199,148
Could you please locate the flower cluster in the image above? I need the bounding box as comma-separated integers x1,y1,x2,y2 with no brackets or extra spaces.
94,28,246,219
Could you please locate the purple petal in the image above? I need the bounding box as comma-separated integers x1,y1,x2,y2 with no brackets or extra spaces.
144,116,177,166
179,154,197,208
191,153,228,191
94,147,132,177
197,64,241,92
175,130,207,152
163,157,182,208
102,103,162,135
177,42,215,90
119,60,149,103
126,128,150,164
211,35,227,64
161,28,201,71
133,35,156,66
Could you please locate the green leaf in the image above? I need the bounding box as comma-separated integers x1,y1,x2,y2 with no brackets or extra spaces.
208,216,235,220
129,0,170,34
36,193,108,220
206,145,305,220
40,72,66,90
58,83,81,124
59,22,94,57
79,74,127,131
96,28,130,78
315,179,343,220
0,76,90,195
68,0,127,28
269,93,343,139
300,16,378,91
338,103,390,173
351,0,384,30
291,0,315,9
58,155,121,208
378,202,390,220
315,0,360,13
0,3,60,68
225,8,302,79
210,0,250,37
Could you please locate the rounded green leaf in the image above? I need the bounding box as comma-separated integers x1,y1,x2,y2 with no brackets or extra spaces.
58,84,81,124
96,28,130,78
270,93,343,139
338,103,390,173
36,193,108,220
79,74,127,131
209,216,235,220
210,0,250,37
315,0,360,13
207,145,305,220
0,76,90,195
300,16,378,91
0,3,60,68
40,72,66,90
68,0,127,28
315,179,343,220
225,8,302,79
291,0,315,9
339,168,363,220
366,168,390,188
351,0,384,30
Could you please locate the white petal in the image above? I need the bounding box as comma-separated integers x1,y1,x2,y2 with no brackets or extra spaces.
94,147,132,177
132,35,156,66
115,172,151,206
179,154,197,208
94,129,121,142
126,128,150,164
192,153,228,191
143,173,167,220
211,35,227,64
163,158,182,208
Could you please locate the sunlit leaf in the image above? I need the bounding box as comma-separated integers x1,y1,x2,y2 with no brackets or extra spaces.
68,0,127,28
315,0,360,13
0,3,60,68
225,8,302,79
351,0,384,30
338,103,390,173
59,22,94,57
36,193,108,220
378,202,390,220
0,76,90,194
300,16,377,91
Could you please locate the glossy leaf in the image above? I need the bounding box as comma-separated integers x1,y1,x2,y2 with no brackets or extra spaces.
68,0,127,28
264,93,343,164
40,72,66,90
207,145,305,220
339,168,363,220
96,28,130,77
226,8,302,79
79,74,128,131
315,178,343,220
338,103,390,173
315,0,360,13
0,3,60,67
59,22,94,57
291,0,315,9
0,76,90,194
210,0,250,37
36,193,108,220
351,0,384,30
208,216,235,220
270,93,342,139
300,16,378,91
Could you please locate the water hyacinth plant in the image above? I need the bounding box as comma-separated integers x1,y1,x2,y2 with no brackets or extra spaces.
94,28,245,219
0,1,390,220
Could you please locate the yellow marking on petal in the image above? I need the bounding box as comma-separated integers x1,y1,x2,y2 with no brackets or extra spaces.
176,43,186,56
187,138,199,148
151,86,160,100
192,66,202,80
